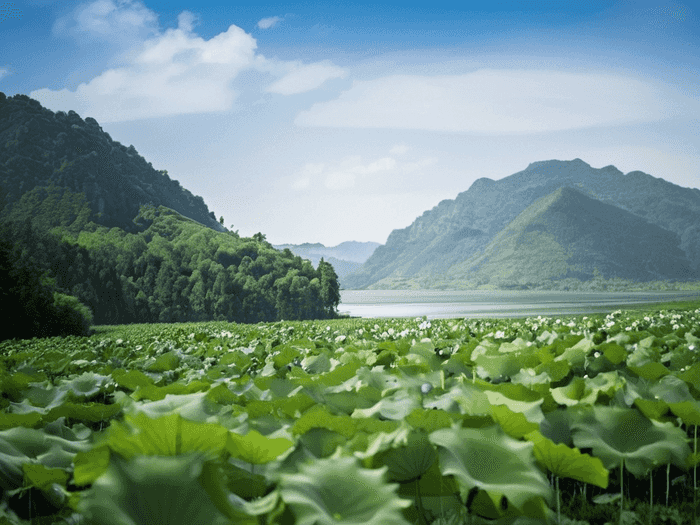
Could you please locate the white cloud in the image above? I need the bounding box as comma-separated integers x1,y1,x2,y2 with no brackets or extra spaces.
291,150,435,192
390,144,409,155
53,0,159,44
296,70,696,134
32,21,256,122
266,60,347,95
257,16,281,29
33,1,346,121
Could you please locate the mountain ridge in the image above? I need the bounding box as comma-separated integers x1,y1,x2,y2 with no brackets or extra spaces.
0,92,224,233
345,159,700,289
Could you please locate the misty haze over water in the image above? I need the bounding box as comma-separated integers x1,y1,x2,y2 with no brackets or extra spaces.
338,290,700,319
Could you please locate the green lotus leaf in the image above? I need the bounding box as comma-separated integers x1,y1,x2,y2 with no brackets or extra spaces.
472,352,522,379
279,456,411,525
551,377,593,406
226,428,293,464
628,362,669,381
0,412,43,430
554,337,591,368
146,351,181,372
73,446,111,486
46,401,122,423
104,412,230,458
131,380,210,402
405,408,458,433
351,389,421,420
676,362,700,392
598,342,627,365
490,404,540,439
535,359,571,382
483,390,545,425
78,453,234,525
318,362,363,387
111,369,154,390
539,408,574,446
292,405,357,438
378,429,437,483
424,383,491,416
205,383,239,405
524,430,609,488
668,400,700,426
633,398,670,421
571,405,691,477
23,381,67,409
429,424,552,514
23,463,69,490
511,368,552,395
650,375,694,403
62,372,113,400
131,391,225,421
353,425,411,461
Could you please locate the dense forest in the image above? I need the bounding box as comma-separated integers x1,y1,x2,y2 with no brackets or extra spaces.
0,93,341,340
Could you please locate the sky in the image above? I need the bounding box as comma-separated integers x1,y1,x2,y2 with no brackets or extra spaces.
1,0,699,246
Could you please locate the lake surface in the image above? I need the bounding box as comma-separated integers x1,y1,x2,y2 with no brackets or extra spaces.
338,290,700,319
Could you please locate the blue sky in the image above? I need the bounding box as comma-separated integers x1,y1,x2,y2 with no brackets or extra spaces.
2,0,699,245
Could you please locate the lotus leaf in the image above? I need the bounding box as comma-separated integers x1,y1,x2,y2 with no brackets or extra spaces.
571,406,691,477
524,429,608,488
429,424,552,515
279,456,411,525
78,453,235,525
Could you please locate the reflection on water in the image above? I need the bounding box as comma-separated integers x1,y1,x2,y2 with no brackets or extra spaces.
338,290,700,319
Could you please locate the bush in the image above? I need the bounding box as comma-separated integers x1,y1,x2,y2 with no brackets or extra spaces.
51,292,93,336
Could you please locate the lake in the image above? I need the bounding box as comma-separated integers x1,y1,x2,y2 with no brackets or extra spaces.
338,290,700,319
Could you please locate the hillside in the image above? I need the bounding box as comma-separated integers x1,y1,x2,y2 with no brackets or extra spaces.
0,92,224,233
344,159,700,289
273,241,380,285
441,187,696,288
0,93,341,332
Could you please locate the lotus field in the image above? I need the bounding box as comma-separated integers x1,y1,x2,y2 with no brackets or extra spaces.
1,305,700,525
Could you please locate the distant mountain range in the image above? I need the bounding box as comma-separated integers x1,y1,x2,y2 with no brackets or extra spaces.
273,241,380,284
344,159,700,289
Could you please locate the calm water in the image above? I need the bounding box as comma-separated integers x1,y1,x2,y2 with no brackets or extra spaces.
338,290,700,319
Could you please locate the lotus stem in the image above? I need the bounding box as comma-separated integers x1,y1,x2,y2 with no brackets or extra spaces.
556,476,561,525
666,462,670,507
649,470,653,525
620,458,624,525
415,478,427,525
694,425,697,525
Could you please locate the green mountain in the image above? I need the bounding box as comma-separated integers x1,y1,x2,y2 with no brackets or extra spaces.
441,187,696,288
0,92,224,232
345,159,700,289
0,93,341,335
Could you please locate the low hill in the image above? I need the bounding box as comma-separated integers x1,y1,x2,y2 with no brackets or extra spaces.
345,159,700,289
0,92,224,232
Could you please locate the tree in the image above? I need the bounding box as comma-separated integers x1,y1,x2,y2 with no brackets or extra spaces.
318,258,341,318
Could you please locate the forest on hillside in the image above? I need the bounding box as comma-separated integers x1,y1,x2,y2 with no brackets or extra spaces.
0,92,343,340
0,188,341,340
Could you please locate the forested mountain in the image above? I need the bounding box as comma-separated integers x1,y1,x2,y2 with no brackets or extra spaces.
345,159,700,289
0,93,341,338
272,241,380,286
0,92,224,233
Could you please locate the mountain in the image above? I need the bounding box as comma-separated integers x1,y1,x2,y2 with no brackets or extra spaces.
0,92,224,233
273,241,380,284
0,93,342,331
441,187,696,288
344,159,700,289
